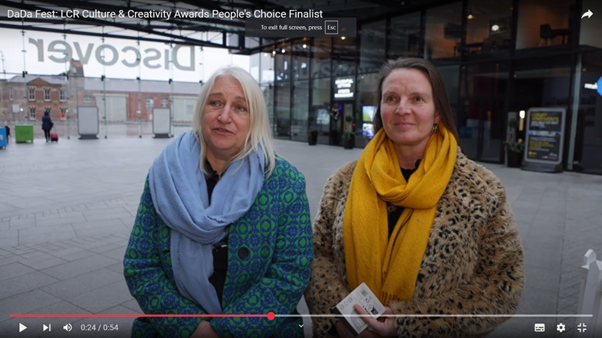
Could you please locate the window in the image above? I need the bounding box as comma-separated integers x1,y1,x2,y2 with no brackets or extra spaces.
275,44,291,81
44,88,51,101
84,95,91,104
390,12,422,58
161,97,168,108
29,107,36,119
59,89,66,101
359,20,386,73
291,80,309,141
311,37,331,78
292,42,310,80
251,53,260,82
263,83,275,127
575,51,602,174
275,81,291,139
28,87,35,101
146,97,154,110
9,87,13,101
465,0,513,58
60,108,67,120
517,0,575,50
425,2,462,59
260,51,275,83
332,37,357,77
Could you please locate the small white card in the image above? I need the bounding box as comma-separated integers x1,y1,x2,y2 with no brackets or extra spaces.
333,282,386,335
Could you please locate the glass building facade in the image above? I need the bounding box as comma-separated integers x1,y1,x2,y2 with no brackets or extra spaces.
251,0,602,175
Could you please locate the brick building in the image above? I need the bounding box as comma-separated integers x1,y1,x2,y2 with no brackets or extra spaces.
2,75,69,121
0,59,83,123
0,59,201,124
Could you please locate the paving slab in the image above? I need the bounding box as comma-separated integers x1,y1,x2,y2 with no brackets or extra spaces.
40,269,124,301
68,281,134,314
40,255,119,281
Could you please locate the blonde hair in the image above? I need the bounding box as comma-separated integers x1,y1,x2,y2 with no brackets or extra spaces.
192,66,276,177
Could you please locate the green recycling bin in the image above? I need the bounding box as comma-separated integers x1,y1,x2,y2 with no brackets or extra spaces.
15,125,34,143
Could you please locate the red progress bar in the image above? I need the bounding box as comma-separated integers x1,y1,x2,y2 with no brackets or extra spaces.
10,312,276,320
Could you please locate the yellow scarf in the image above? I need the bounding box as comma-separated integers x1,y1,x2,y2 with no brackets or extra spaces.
344,124,457,304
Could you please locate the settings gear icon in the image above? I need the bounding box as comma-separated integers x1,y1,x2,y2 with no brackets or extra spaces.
557,323,566,333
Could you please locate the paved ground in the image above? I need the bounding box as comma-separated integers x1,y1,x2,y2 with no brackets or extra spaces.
1,131,601,338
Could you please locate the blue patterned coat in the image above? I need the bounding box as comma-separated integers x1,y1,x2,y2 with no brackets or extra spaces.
124,158,314,338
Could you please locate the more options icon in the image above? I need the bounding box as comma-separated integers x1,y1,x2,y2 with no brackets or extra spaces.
534,323,545,332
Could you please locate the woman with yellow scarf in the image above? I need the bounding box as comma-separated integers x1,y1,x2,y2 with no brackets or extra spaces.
305,58,524,338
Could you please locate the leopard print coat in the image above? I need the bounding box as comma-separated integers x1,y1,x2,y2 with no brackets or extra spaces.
305,151,524,338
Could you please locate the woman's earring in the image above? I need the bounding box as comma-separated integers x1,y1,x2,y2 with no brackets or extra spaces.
431,123,439,133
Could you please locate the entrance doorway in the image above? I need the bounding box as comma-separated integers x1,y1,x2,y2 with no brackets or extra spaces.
332,102,354,146
458,98,505,162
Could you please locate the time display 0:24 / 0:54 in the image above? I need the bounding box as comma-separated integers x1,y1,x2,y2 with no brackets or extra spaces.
80,324,119,331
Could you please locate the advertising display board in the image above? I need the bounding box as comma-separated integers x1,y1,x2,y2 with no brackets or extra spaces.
153,108,171,138
77,107,99,139
316,109,329,125
523,108,566,173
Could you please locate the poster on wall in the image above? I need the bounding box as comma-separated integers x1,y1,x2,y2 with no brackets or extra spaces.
523,108,566,173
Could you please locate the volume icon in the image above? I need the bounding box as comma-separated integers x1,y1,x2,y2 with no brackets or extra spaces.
63,323,72,332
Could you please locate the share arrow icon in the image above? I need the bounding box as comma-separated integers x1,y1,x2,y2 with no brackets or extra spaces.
582,9,593,19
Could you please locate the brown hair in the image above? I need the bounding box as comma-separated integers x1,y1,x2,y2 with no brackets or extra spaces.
372,57,461,145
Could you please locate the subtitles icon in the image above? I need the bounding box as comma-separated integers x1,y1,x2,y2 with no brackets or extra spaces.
534,323,545,332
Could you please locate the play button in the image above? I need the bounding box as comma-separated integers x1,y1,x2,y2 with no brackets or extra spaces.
19,323,27,333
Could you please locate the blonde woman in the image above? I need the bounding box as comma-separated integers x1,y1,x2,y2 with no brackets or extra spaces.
125,67,313,338
306,58,524,338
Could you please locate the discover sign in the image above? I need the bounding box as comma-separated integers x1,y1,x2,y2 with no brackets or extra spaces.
0,29,241,81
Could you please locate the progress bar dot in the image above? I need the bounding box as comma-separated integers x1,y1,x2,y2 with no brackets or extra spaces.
267,312,275,320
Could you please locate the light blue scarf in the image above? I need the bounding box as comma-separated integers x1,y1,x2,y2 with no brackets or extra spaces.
148,131,265,314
